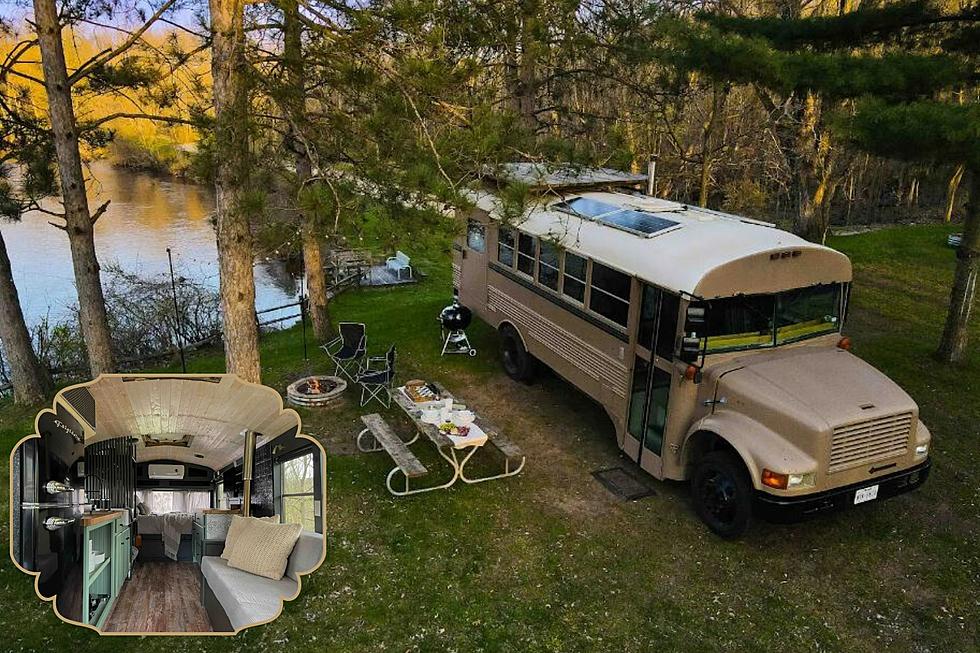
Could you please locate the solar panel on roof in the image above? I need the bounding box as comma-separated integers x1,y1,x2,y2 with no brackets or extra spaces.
554,198,680,237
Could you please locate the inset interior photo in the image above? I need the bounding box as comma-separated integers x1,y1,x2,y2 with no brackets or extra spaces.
10,374,326,635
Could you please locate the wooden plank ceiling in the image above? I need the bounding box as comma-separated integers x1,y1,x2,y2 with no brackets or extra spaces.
79,375,299,470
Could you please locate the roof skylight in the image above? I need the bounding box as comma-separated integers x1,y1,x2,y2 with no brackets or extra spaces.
553,197,680,237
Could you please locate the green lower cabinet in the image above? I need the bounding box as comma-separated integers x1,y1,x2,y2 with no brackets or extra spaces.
82,514,131,629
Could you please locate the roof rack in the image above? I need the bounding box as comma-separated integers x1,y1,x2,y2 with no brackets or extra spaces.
483,162,648,192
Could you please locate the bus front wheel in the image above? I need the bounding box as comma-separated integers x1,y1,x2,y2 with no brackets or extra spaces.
499,325,536,383
691,451,753,538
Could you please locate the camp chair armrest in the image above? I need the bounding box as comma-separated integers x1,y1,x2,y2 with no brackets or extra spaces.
322,335,343,354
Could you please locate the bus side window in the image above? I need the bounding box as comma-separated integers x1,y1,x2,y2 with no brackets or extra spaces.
467,220,486,253
562,252,587,303
589,263,630,327
497,227,515,266
517,233,536,276
538,240,560,291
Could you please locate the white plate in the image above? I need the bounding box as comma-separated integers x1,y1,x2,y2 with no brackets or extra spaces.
854,484,879,504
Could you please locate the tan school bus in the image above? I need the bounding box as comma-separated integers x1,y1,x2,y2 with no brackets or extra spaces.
453,166,931,537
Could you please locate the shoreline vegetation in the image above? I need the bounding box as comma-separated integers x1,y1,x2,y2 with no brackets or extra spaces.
107,134,202,180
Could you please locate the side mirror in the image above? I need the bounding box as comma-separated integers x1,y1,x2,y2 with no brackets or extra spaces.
679,335,702,364
679,304,706,365
686,305,706,327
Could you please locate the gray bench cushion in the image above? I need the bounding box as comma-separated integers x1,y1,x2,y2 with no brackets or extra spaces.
285,531,324,582
201,556,297,631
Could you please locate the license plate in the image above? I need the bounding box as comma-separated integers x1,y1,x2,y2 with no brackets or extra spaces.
854,485,879,504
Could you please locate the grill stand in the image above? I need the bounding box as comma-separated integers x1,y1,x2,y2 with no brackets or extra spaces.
440,328,477,357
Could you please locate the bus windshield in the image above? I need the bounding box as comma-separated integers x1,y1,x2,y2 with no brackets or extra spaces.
702,284,842,353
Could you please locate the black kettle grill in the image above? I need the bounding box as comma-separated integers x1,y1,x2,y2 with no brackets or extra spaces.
438,299,477,357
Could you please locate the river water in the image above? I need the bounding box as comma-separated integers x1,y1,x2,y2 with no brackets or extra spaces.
1,162,302,331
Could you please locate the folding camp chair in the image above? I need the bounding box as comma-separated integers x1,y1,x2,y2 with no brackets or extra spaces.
321,322,367,381
355,345,396,407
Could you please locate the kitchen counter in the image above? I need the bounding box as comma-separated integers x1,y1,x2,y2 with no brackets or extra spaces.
80,510,124,527
202,509,240,514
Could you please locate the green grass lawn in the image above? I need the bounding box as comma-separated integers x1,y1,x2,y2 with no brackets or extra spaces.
2,225,978,651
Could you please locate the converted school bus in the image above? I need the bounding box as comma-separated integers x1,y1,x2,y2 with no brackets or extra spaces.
453,164,931,537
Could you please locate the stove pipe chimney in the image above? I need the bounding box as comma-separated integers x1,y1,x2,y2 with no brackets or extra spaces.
646,155,658,197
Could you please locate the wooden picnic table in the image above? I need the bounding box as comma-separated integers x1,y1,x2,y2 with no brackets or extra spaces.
358,382,525,496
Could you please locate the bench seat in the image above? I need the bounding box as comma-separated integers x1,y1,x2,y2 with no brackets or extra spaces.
201,530,323,631
360,413,427,477
201,556,296,631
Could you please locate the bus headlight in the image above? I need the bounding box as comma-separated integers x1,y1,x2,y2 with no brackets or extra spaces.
762,469,816,489
915,443,929,458
787,472,816,488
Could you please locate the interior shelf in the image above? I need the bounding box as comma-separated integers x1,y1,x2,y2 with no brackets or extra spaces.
87,557,111,584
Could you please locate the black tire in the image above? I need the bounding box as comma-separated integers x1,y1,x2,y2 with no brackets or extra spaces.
691,450,753,538
499,325,535,382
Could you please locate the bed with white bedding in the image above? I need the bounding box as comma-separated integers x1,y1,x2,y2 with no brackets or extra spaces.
136,513,196,561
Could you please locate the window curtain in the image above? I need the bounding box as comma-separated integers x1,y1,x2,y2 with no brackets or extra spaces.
137,490,211,514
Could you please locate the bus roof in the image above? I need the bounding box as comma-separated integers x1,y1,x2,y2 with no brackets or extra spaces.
470,189,853,299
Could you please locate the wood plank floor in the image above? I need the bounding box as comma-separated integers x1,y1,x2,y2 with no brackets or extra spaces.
102,562,213,633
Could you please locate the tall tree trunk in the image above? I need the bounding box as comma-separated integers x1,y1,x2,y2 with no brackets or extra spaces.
507,1,539,133
697,84,727,208
210,0,261,382
33,0,116,376
282,0,332,342
0,232,51,404
937,171,980,363
945,163,965,223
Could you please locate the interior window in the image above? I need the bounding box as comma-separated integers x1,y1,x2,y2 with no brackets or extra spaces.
537,240,560,291
517,233,536,276
497,227,515,267
278,452,316,532
466,220,486,253
136,489,211,514
562,252,587,302
215,481,226,510
589,262,631,327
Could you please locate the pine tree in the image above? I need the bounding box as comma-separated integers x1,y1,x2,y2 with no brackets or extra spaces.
675,1,980,362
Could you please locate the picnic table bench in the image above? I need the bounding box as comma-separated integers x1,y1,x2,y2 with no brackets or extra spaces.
358,414,431,496
357,384,525,496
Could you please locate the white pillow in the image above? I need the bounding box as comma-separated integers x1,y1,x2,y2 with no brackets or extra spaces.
227,519,302,580
220,515,280,560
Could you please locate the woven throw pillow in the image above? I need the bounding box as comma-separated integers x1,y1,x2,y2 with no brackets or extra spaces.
221,515,280,560
227,519,303,580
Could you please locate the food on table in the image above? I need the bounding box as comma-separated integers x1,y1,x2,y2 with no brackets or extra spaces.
439,423,470,437
404,380,440,403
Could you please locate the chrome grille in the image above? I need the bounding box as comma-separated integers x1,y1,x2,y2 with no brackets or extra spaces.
829,412,913,473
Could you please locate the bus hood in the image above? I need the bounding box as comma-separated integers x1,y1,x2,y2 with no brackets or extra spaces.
713,346,917,432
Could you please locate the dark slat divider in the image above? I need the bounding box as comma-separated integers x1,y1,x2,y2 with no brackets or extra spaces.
84,437,136,510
